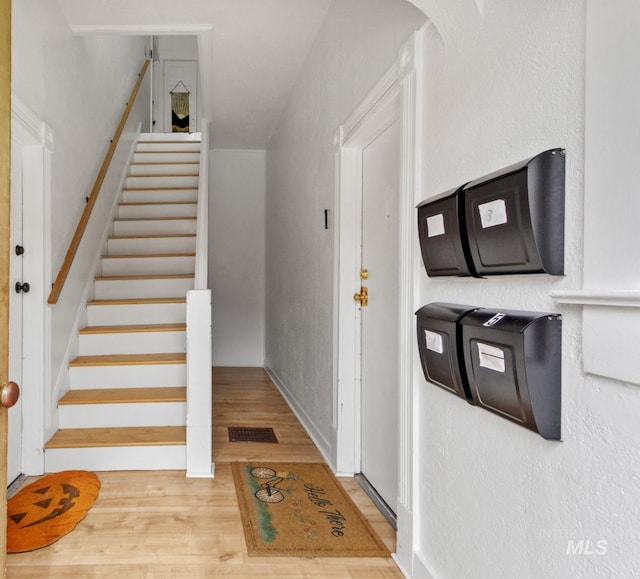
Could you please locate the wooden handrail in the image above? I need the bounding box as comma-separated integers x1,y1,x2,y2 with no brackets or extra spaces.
48,59,150,304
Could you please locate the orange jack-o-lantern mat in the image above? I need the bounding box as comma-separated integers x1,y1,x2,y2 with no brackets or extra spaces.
7,470,101,553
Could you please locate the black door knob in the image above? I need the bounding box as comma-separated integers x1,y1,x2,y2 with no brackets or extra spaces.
15,245,24,256
15,282,30,294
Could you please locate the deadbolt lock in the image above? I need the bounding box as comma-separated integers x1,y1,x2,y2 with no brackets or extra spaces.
360,268,369,280
354,286,369,307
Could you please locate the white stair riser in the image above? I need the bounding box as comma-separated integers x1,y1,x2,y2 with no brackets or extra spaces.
126,175,199,189
139,132,201,142
101,255,195,276
113,219,196,236
134,152,200,164
94,277,193,299
123,189,198,203
45,445,186,473
130,163,200,176
70,362,186,389
108,236,196,255
137,142,200,152
59,402,186,429
87,302,186,326
79,330,186,356
118,203,197,219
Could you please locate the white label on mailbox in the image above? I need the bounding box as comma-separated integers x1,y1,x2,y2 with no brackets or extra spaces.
477,342,506,372
478,199,507,229
425,330,444,354
426,213,445,237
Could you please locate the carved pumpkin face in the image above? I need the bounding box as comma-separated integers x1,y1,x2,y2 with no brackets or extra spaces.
7,470,101,553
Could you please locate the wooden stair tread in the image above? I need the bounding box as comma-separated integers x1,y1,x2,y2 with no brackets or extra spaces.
88,297,186,306
59,387,187,405
80,323,186,335
45,426,186,449
123,186,198,191
109,234,196,240
70,352,186,367
138,140,201,144
114,216,196,221
119,201,197,206
134,150,200,155
103,253,195,260
131,162,200,166
128,173,199,177
95,273,194,281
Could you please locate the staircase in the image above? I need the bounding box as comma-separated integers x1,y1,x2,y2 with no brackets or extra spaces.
44,132,203,472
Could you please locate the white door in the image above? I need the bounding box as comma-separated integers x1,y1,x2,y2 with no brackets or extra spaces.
359,118,401,513
7,141,25,485
163,60,198,133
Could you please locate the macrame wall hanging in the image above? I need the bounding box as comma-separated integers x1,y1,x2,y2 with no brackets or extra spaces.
170,80,190,133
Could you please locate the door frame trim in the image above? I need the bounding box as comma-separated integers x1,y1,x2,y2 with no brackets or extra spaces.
11,94,53,475
333,86,402,477
332,28,423,561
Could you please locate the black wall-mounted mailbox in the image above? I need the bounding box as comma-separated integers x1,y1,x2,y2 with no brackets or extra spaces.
460,308,562,440
415,303,478,401
417,187,472,277
464,148,565,276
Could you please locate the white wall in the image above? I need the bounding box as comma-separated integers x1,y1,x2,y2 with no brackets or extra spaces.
266,0,426,447
415,1,638,578
12,1,149,440
210,149,266,366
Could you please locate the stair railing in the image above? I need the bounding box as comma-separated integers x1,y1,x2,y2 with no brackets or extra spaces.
47,59,150,305
186,119,213,478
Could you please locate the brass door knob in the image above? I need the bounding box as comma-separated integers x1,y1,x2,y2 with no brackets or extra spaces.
1,381,20,408
353,286,369,307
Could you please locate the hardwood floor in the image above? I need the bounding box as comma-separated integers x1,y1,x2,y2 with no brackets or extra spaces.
7,367,402,578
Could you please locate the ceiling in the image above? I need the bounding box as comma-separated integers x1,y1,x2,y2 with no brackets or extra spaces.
56,0,334,149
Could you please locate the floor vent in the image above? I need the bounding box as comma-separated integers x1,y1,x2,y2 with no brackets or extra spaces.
228,427,278,443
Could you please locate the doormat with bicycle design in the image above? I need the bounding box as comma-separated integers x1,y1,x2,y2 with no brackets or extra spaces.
231,462,390,557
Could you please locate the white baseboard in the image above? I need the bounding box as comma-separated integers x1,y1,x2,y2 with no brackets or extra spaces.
393,553,412,579
265,366,333,467
413,549,438,579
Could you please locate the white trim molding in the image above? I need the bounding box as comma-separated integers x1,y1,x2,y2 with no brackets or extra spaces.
552,289,640,385
68,24,213,36
551,289,640,308
11,94,53,475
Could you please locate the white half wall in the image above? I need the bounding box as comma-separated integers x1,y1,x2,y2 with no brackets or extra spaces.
209,149,266,367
